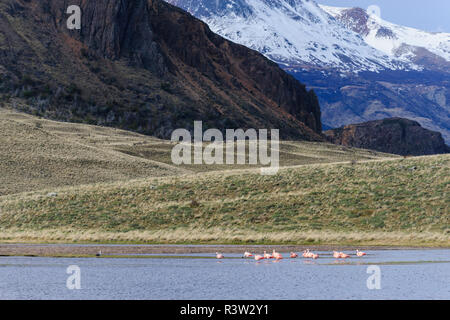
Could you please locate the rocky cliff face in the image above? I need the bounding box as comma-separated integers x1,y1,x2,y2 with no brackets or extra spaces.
0,0,322,140
324,118,450,156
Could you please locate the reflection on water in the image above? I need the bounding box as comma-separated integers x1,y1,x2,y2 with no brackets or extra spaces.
0,249,449,300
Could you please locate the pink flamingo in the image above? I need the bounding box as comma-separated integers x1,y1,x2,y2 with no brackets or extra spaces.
333,251,340,259
272,250,283,260
274,252,283,260
304,250,315,258
340,252,350,259
254,254,264,261
264,251,273,259
356,250,367,257
290,252,298,258
244,251,253,258
216,252,224,259
311,253,319,259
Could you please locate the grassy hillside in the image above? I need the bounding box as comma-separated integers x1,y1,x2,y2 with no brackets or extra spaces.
0,108,188,195
1,108,447,246
0,140,448,245
0,107,394,195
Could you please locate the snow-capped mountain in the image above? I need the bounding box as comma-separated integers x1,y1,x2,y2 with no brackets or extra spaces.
167,0,412,73
321,5,450,72
167,0,450,143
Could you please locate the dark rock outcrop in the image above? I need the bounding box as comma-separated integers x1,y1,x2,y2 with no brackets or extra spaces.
0,0,322,140
325,118,450,156
333,7,370,37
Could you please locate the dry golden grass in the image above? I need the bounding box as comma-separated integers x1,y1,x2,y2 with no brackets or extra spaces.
0,228,448,247
0,108,188,195
0,107,395,196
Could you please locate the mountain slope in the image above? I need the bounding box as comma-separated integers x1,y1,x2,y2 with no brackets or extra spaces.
295,68,450,143
168,0,450,143
168,0,411,72
0,0,322,140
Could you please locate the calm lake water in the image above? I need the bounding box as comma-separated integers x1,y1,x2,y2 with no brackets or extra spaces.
0,249,449,299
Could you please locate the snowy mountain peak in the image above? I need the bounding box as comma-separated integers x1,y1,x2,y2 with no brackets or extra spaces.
320,5,450,70
167,0,412,73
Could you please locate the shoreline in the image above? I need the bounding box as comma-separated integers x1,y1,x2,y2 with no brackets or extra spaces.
1,243,449,258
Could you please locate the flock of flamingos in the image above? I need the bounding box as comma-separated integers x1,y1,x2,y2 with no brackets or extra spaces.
215,249,367,260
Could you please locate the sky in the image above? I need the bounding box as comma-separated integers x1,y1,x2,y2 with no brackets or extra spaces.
317,0,450,33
